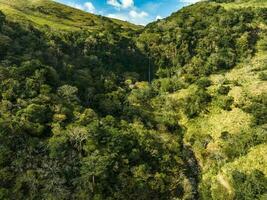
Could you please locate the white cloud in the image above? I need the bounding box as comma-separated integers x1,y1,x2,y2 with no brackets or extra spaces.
129,10,148,18
108,9,149,25
62,1,97,14
122,0,134,8
106,0,149,25
107,0,134,9
179,0,201,3
66,2,84,10
107,0,121,8
155,15,162,20
84,2,96,13
107,13,129,21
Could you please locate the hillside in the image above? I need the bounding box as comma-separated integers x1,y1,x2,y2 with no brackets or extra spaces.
0,0,142,31
137,0,267,199
0,0,266,199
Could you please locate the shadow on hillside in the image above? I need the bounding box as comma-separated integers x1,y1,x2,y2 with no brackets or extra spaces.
183,144,200,200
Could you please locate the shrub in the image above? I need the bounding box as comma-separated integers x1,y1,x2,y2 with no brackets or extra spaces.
221,130,265,160
196,77,211,88
232,170,267,200
259,72,267,81
184,89,211,118
218,85,231,95
217,96,234,111
242,93,267,125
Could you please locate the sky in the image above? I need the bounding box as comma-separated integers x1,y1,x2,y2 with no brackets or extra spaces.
55,0,200,25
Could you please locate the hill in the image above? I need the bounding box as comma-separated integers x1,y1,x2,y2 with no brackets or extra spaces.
137,0,267,199
0,0,142,31
0,0,266,199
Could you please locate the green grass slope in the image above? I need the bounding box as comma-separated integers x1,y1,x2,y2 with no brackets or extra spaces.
221,0,267,9
0,0,142,31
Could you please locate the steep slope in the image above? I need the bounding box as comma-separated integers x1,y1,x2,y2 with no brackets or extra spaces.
136,0,267,199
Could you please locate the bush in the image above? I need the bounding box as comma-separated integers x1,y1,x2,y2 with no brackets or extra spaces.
196,77,211,88
259,72,267,81
217,96,234,110
184,89,211,118
221,130,265,160
256,8,267,21
232,170,267,200
242,93,267,125
218,85,231,95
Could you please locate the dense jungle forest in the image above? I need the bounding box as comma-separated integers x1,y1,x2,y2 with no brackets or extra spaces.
0,0,266,199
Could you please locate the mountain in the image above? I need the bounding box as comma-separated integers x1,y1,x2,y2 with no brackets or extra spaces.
0,0,266,199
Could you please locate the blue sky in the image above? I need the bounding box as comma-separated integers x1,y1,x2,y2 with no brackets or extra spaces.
55,0,200,25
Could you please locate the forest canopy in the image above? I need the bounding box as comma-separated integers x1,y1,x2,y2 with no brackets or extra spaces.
0,0,266,199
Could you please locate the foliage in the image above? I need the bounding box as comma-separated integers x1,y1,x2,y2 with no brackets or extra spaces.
137,2,260,81
183,88,211,118
242,93,267,125
232,170,267,200
0,0,266,199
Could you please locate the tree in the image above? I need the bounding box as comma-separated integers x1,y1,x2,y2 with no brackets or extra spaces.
0,11,5,29
57,85,79,104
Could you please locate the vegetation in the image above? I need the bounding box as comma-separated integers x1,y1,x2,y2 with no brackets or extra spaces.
0,0,266,199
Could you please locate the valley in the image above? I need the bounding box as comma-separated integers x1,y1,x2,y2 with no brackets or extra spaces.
0,0,266,199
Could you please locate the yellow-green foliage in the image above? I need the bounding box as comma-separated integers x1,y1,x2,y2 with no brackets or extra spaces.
209,144,267,200
221,0,267,9
154,2,267,198
182,10,267,198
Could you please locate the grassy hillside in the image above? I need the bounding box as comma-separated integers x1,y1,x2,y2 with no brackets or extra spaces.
0,0,142,31
221,0,267,9
136,0,267,199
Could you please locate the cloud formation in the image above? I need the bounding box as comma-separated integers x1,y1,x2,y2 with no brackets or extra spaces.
180,0,201,3
107,0,134,9
106,0,149,25
84,2,96,13
129,10,148,18
62,1,96,14
155,15,162,20
108,9,149,25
